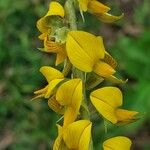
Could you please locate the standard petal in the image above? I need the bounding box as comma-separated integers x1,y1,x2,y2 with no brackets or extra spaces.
90,87,123,108
45,2,65,18
95,12,124,23
103,136,132,150
88,0,110,14
40,66,64,83
66,31,105,72
63,120,91,149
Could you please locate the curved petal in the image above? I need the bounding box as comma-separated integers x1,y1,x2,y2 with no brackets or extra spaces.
95,12,124,23
45,79,64,98
116,108,139,124
66,31,105,72
103,136,132,150
40,66,64,83
45,2,65,18
88,0,110,14
63,120,91,149
93,60,116,77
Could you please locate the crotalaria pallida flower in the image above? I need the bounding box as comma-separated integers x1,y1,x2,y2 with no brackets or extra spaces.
55,79,82,126
90,87,139,124
78,0,123,23
66,31,115,78
103,136,132,150
37,2,67,65
33,66,64,99
37,1,65,34
53,120,92,150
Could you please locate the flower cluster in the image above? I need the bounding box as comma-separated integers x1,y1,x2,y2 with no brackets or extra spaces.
33,0,140,149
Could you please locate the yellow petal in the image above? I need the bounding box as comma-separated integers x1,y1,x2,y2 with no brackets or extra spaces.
40,66,64,83
32,85,48,100
53,124,63,150
44,38,67,65
95,12,124,23
90,87,123,123
66,31,105,72
63,120,91,149
38,33,48,40
45,2,65,18
91,87,123,108
90,95,117,124
78,0,90,11
79,122,92,150
103,136,132,150
116,108,139,124
44,79,64,98
88,0,110,14
93,60,116,77
56,79,82,106
56,79,82,125
37,2,64,33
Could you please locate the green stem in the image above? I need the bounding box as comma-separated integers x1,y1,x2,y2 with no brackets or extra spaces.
64,0,77,30
64,1,93,149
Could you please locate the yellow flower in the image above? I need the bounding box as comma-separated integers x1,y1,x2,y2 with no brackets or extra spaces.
90,87,139,124
66,31,115,78
53,120,92,150
33,66,64,100
103,136,132,150
42,36,67,65
78,0,123,23
37,1,65,34
55,79,83,126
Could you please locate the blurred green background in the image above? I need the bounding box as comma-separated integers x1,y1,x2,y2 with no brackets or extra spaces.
0,0,150,149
